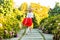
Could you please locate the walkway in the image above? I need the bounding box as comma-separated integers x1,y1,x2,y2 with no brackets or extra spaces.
21,29,53,40
3,29,53,40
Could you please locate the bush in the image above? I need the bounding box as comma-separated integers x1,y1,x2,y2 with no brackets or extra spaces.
0,1,27,39
53,29,60,40
0,14,20,39
40,14,60,33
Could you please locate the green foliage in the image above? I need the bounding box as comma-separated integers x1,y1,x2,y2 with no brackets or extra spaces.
40,2,60,40
0,0,13,14
0,0,21,39
49,2,60,16
0,14,20,39
40,14,60,34
53,30,60,40
33,15,39,28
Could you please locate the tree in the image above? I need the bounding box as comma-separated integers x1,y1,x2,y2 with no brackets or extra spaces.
49,2,60,16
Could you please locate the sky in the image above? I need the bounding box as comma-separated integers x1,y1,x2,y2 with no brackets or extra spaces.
14,0,60,9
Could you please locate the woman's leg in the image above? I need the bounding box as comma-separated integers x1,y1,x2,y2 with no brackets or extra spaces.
29,27,32,32
26,27,30,34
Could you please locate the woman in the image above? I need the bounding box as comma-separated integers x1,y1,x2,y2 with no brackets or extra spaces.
22,8,34,34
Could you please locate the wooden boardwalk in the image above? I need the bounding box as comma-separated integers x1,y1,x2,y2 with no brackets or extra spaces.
3,29,53,40
21,29,53,40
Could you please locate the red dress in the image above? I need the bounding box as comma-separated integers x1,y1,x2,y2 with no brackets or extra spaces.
22,18,32,27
